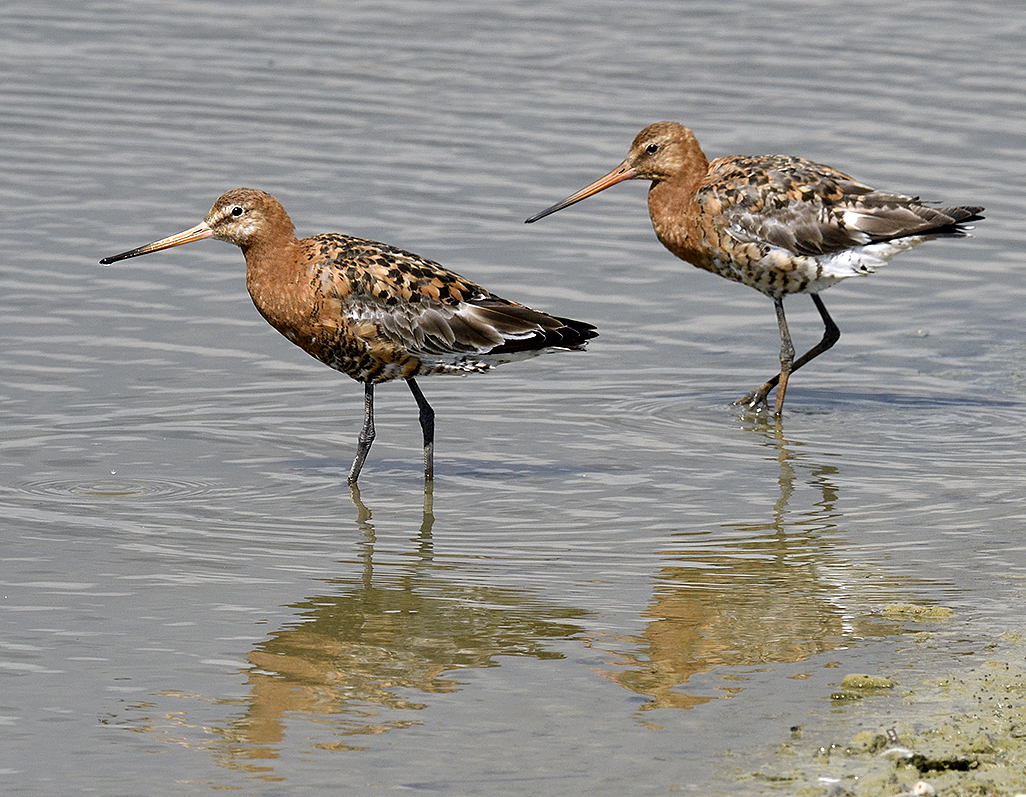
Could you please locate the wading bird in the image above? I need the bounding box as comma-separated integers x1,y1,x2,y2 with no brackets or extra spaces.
102,188,596,482
527,122,982,416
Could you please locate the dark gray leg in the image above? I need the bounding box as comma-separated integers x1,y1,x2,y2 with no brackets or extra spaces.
348,382,375,485
734,293,840,413
406,377,434,482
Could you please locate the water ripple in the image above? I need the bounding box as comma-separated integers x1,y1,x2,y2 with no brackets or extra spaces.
15,477,222,500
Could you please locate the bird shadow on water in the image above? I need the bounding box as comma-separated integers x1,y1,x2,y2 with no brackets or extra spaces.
589,415,957,713
108,482,590,780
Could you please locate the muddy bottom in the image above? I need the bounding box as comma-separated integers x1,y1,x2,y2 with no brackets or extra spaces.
737,618,1026,796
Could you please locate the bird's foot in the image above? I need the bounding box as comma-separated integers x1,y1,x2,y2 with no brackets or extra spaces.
733,382,773,410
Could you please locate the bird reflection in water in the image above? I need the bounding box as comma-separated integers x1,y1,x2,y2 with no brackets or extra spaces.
593,422,920,711
113,485,587,776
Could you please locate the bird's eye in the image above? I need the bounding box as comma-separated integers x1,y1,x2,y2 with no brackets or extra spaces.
231,206,244,217
646,143,660,155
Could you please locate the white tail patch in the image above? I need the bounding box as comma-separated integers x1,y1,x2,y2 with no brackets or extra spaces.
841,210,874,232
818,236,925,279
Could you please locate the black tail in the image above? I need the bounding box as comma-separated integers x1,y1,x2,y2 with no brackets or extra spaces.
931,205,985,237
546,316,599,350
472,301,597,355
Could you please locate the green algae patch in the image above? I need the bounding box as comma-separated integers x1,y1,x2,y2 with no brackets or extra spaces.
839,673,897,690
848,731,889,754
831,673,897,701
881,603,955,621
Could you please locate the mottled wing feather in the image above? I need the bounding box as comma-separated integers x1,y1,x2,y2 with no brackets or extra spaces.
838,195,983,240
369,294,593,357
457,301,596,353
431,306,506,351
726,200,872,257
316,233,594,358
708,155,982,257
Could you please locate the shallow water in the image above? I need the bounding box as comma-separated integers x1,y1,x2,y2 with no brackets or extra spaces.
2,0,1026,794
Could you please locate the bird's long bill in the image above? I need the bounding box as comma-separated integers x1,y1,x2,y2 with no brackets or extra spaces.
99,221,214,265
524,159,638,223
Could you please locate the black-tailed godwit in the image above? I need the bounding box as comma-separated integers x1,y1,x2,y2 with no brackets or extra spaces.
526,122,982,416
101,188,596,483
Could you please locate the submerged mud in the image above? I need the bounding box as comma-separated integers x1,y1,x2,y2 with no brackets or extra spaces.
737,622,1026,796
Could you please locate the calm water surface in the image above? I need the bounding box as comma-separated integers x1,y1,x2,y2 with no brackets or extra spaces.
2,1,1026,794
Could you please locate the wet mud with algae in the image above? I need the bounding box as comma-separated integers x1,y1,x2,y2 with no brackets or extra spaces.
733,613,1026,796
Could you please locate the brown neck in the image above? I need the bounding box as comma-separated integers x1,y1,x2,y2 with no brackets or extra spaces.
242,235,306,328
645,161,711,269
